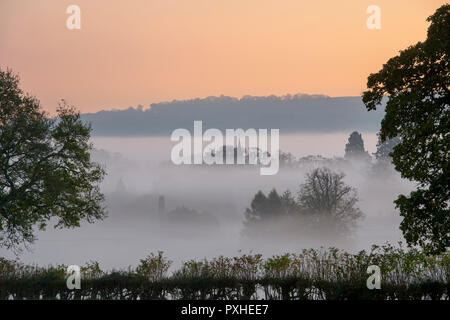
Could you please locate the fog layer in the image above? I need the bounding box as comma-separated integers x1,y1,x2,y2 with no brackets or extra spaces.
0,133,413,270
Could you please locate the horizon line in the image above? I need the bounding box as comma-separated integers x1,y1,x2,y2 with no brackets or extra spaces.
82,93,366,114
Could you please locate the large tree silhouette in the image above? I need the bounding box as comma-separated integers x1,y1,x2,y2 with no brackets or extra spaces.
0,69,106,250
362,5,449,254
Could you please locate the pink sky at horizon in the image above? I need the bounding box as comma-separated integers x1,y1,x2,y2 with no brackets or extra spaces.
0,0,447,114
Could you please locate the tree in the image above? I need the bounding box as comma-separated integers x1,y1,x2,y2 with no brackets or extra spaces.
297,167,362,233
344,131,371,160
166,205,218,226
373,134,401,162
0,68,106,250
244,189,298,224
279,151,296,167
243,169,362,239
362,5,449,254
280,190,298,215
244,189,283,223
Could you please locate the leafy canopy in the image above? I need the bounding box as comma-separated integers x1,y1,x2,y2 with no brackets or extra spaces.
0,69,106,250
244,168,362,236
362,5,449,254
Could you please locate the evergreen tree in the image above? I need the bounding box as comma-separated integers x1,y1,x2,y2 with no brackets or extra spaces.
344,131,370,160
374,135,401,162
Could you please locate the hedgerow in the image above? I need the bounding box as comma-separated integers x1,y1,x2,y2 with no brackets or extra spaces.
0,244,448,300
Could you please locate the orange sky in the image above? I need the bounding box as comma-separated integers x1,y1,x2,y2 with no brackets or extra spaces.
0,0,447,113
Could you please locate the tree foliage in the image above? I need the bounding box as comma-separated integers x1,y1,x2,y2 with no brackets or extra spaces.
244,168,362,235
344,131,370,160
0,68,106,249
297,168,363,232
244,189,285,223
362,5,449,254
374,134,401,162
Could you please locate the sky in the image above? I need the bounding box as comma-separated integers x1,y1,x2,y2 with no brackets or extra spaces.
0,0,447,114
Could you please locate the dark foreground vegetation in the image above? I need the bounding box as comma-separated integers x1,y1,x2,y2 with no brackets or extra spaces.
1,245,448,300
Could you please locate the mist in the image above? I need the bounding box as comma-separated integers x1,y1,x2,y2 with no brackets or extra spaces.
0,133,413,270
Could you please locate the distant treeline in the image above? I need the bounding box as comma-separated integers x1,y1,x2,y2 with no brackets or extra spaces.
81,95,385,136
1,245,448,300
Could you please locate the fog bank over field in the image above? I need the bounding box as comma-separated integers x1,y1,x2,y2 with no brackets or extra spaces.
0,133,413,270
